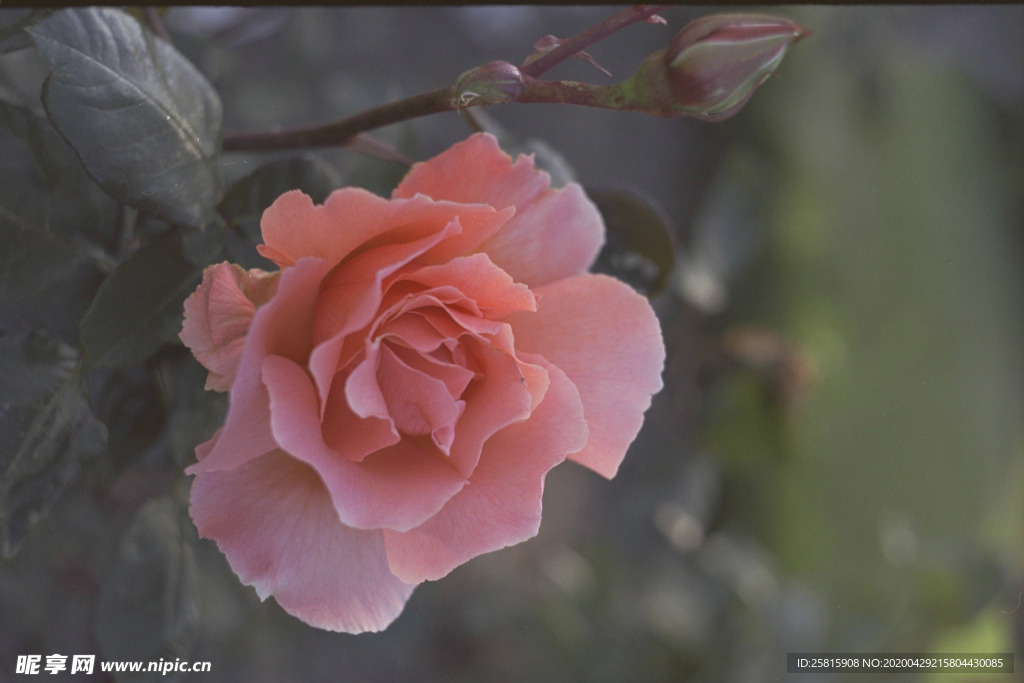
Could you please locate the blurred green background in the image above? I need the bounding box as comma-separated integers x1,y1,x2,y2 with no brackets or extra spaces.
2,6,1022,682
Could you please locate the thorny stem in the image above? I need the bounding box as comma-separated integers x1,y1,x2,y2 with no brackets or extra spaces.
221,6,671,153
519,5,670,78
143,7,171,43
222,87,454,152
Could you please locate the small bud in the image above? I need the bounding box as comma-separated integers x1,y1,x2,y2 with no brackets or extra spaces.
453,61,525,108
663,14,809,120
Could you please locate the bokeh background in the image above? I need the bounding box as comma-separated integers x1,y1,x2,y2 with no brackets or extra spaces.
2,5,1022,682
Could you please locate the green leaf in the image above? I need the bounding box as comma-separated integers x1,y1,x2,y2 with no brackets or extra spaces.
27,8,223,229
0,9,55,53
0,102,121,342
79,231,207,369
220,155,342,268
0,329,106,558
589,188,675,297
97,497,200,681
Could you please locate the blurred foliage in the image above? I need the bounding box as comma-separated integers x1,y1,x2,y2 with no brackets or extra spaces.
0,5,1021,683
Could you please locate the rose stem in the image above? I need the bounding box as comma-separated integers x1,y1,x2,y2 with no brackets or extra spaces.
221,6,671,152
519,5,670,78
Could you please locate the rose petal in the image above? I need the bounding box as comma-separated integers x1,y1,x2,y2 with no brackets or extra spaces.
258,188,510,270
394,133,549,219
322,363,400,462
187,257,332,476
377,345,464,444
383,358,587,582
307,216,466,412
443,337,542,478
262,354,467,531
507,274,664,478
190,451,415,633
179,263,279,391
393,133,604,287
395,253,536,320
477,182,605,288
385,342,475,398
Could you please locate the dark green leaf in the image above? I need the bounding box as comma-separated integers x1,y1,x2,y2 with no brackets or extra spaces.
0,9,55,53
28,8,223,228
0,329,106,558
589,188,675,298
97,497,199,681
90,364,168,468
0,102,120,343
157,351,226,468
79,231,205,369
220,155,342,268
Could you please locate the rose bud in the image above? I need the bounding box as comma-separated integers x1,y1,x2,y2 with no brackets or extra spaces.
622,13,808,121
664,13,809,120
453,61,525,108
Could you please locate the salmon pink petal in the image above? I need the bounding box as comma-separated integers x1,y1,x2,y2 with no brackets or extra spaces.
392,133,604,287
383,359,587,582
321,364,400,462
179,263,278,392
507,274,664,478
307,217,467,409
385,343,475,398
394,133,549,217
441,335,540,478
189,451,415,633
396,253,536,319
477,182,604,287
258,188,510,270
262,354,467,531
187,257,332,476
377,345,463,445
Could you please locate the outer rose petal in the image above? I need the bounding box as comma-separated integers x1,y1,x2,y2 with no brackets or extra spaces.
258,187,510,270
393,133,604,287
179,263,278,391
190,451,414,633
383,358,587,582
507,274,665,478
187,257,333,476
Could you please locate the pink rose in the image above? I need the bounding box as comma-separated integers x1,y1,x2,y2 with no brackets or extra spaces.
180,133,664,633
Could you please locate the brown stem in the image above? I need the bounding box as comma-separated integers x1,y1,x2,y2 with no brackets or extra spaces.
222,87,455,152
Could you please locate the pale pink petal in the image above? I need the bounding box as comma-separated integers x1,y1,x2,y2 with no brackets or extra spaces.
179,263,279,392
377,345,463,448
321,363,400,463
393,133,604,287
385,342,475,398
261,354,467,531
375,314,448,354
442,337,541,478
258,188,510,270
507,274,664,478
190,451,415,633
476,182,605,287
383,358,587,582
187,257,332,476
395,253,536,320
344,343,389,422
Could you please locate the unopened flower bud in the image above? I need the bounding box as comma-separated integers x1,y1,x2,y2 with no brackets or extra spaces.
621,13,808,121
453,61,525,108
664,14,809,120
